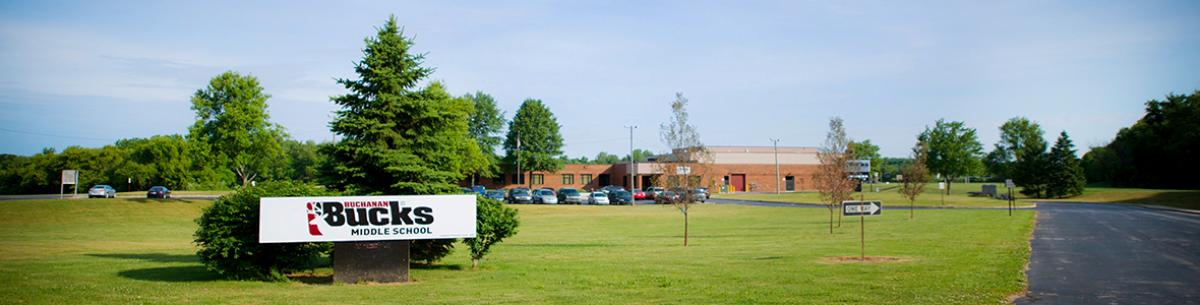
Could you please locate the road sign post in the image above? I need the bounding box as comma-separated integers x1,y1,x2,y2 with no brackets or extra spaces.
938,181,945,205
60,170,78,199
1005,179,1015,216
843,201,882,260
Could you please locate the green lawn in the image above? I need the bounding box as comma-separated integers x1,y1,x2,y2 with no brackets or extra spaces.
1057,187,1200,210
0,198,1034,304
713,182,1200,210
715,182,1036,208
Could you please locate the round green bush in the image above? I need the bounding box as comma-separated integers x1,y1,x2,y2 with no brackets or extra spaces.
194,181,331,281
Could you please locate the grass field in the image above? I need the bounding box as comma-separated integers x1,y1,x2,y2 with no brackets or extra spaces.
1060,187,1200,210
715,182,1035,208
0,198,1034,304
714,182,1199,210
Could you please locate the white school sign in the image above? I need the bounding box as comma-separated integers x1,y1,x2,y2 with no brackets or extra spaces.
259,195,476,243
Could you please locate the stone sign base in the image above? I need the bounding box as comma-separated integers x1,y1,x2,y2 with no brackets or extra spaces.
333,240,410,283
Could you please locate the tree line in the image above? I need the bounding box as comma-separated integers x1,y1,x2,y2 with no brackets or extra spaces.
1082,91,1199,189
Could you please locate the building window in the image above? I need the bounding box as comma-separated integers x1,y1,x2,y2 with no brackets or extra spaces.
562,174,574,185
531,174,544,185
581,174,593,185
511,174,519,185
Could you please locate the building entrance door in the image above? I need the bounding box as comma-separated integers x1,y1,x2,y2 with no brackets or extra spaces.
785,176,795,191
730,174,746,192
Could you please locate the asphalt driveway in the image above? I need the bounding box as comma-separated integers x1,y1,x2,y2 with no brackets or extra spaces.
1016,202,1200,304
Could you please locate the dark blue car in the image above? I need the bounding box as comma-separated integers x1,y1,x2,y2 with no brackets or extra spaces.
484,190,506,201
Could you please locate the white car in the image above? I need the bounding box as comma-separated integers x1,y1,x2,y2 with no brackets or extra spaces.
587,192,610,205
534,189,558,204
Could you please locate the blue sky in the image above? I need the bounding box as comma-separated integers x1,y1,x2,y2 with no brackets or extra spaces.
1,1,1197,157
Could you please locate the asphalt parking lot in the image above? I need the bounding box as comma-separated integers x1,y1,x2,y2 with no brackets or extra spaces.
1016,202,1200,305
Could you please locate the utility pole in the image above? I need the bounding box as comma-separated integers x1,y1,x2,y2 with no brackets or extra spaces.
516,131,522,188
770,138,780,194
625,126,637,206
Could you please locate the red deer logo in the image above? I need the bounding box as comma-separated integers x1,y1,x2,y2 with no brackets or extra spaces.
306,202,323,236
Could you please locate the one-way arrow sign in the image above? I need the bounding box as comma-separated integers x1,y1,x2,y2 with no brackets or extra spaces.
842,201,882,216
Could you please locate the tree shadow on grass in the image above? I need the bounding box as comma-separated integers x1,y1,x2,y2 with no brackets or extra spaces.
288,273,333,285
87,253,199,263
412,263,464,270
118,265,223,282
88,252,223,282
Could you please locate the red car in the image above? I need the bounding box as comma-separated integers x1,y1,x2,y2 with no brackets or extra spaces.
632,188,646,200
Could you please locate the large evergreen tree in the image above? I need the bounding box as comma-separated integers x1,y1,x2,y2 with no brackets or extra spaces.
1046,131,1086,198
188,71,285,186
324,16,483,195
503,99,564,185
918,119,984,194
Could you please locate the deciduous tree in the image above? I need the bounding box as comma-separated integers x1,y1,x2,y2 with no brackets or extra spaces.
899,142,930,219
465,91,505,185
918,119,983,194
188,71,285,187
657,92,711,247
813,117,856,234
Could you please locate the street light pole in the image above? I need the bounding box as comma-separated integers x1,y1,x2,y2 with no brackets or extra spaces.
516,132,522,188
625,125,637,197
770,138,780,194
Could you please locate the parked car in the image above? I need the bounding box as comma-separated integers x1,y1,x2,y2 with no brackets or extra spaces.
689,188,708,203
692,187,710,201
484,190,506,201
588,191,611,205
609,190,633,205
632,188,647,200
558,188,583,204
461,187,474,194
471,185,486,195
508,188,533,204
88,185,117,198
655,190,681,204
645,187,665,199
534,189,558,204
600,185,625,194
146,186,171,199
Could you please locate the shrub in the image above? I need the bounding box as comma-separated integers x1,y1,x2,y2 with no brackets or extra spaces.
466,196,520,268
194,181,331,281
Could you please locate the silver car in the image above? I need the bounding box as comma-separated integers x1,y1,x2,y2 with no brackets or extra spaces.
534,189,558,204
88,185,117,198
587,192,610,205
558,188,584,204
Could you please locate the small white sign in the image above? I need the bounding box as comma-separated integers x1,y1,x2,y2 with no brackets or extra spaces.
61,170,77,184
676,166,692,175
259,195,476,243
938,182,945,190
1005,179,1015,188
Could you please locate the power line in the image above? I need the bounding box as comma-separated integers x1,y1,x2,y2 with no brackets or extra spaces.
0,127,114,142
